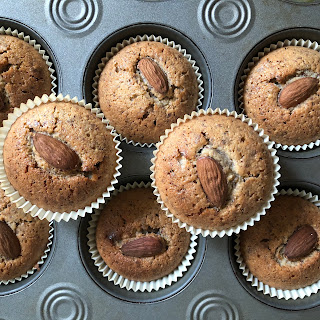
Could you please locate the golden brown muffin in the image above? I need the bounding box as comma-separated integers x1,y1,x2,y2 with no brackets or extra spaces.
0,35,52,126
98,41,198,144
153,113,275,231
243,46,320,146
0,189,50,281
3,101,118,213
240,195,320,290
96,187,190,282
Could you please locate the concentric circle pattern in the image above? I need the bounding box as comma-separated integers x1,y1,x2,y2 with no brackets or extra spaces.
198,0,252,39
281,0,320,4
38,284,89,320
186,292,239,320
48,0,101,33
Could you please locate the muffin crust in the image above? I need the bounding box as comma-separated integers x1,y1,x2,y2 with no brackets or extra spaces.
154,113,275,231
240,195,320,290
98,41,198,144
4,101,118,213
0,189,50,281
243,46,320,145
96,187,190,282
0,35,52,126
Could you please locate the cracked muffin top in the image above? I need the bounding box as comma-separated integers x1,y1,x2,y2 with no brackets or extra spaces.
239,195,320,290
96,186,190,282
243,46,320,146
3,101,118,213
153,113,275,232
0,189,50,281
0,35,52,126
98,41,199,144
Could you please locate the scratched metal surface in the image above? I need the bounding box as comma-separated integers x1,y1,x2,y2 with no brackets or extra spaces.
0,1,320,319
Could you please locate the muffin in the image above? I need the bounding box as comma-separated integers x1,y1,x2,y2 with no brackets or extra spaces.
0,189,50,282
0,35,52,125
152,109,278,236
239,194,320,291
243,46,320,146
98,40,199,145
95,186,191,282
3,98,119,214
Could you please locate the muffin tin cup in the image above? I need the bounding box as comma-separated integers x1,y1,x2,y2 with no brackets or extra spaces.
0,26,57,94
150,108,281,238
234,188,320,300
92,34,204,148
238,38,320,151
87,181,198,292
0,93,123,222
0,221,54,285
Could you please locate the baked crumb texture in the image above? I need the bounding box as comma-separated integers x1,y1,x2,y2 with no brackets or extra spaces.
98,41,198,144
0,189,50,281
3,102,117,213
154,114,274,231
243,46,320,146
96,187,190,282
0,35,52,126
240,195,320,290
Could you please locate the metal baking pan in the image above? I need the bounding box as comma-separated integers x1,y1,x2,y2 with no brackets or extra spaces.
1,0,320,319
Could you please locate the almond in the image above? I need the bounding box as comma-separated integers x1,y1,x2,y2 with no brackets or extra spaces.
121,235,166,258
0,221,21,260
278,77,318,109
196,156,228,208
284,225,318,261
33,133,80,170
137,58,168,94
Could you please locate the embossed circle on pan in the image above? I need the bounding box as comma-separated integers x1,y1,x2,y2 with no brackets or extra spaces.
78,204,206,303
198,0,252,39
186,291,240,320
229,180,320,310
38,284,89,320
136,0,171,2
280,0,320,5
48,0,101,33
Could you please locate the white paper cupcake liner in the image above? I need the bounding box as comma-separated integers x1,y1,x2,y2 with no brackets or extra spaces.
92,34,204,148
0,93,122,222
238,38,320,151
235,188,320,300
1,220,54,285
87,181,198,292
0,26,57,94
150,108,281,238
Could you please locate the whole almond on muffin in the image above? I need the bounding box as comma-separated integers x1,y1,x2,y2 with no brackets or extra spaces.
3,100,119,214
153,111,276,234
98,41,199,144
240,195,320,290
243,46,320,146
95,187,190,282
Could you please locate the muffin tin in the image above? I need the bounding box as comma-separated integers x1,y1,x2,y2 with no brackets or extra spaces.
1,1,320,319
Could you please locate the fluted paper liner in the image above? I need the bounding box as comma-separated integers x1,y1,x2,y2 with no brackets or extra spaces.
0,221,54,285
238,38,320,151
0,93,122,222
87,181,198,292
235,188,320,300
92,34,204,148
150,108,281,238
0,26,57,94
